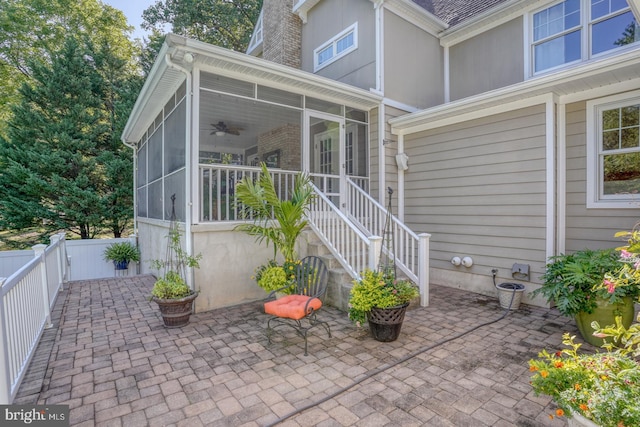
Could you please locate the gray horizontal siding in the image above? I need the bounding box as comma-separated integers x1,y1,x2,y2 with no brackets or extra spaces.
404,104,548,278
564,101,638,252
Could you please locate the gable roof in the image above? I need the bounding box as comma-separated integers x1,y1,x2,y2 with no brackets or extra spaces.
411,0,512,26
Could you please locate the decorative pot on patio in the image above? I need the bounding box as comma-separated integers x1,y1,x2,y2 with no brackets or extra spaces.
567,412,600,427
574,296,634,347
368,303,409,342
152,292,198,328
495,282,525,310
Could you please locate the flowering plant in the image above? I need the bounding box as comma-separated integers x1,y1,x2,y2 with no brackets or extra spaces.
529,333,640,426
593,228,640,303
348,267,419,326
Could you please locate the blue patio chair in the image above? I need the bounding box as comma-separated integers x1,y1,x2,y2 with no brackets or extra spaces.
263,256,332,356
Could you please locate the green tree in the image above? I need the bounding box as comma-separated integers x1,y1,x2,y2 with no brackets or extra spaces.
141,0,262,52
0,36,137,242
0,0,136,135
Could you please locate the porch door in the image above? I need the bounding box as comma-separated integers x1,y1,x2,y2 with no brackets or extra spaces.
306,112,344,207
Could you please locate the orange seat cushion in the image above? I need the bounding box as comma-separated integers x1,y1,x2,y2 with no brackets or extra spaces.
264,295,323,320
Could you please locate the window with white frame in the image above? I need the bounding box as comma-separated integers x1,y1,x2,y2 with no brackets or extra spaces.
314,23,358,71
531,0,639,74
587,93,640,207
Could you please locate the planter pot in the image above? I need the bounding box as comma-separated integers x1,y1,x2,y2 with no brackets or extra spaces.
152,292,198,328
574,296,635,347
113,260,130,270
367,303,409,342
567,412,600,427
495,282,525,310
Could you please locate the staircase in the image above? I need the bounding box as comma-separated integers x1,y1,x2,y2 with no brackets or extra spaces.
301,228,355,312
305,179,431,310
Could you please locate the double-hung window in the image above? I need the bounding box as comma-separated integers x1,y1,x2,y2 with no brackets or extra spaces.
587,92,640,208
531,0,639,74
314,23,358,72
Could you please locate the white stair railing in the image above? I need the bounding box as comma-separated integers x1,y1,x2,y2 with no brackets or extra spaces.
345,178,430,306
307,185,380,279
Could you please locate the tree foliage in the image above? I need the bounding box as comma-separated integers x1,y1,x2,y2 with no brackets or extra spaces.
0,36,140,244
0,0,137,135
141,0,262,52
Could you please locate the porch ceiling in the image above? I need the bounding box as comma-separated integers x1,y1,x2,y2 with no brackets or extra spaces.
122,34,381,145
390,46,640,134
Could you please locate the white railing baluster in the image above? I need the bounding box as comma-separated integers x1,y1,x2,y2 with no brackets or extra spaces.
345,177,429,307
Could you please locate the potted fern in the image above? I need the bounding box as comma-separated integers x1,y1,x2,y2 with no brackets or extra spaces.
103,241,140,271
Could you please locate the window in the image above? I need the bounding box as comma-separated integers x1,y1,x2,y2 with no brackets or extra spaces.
587,93,640,208
314,23,358,71
531,0,639,74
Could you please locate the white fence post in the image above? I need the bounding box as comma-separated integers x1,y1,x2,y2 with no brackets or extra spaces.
58,232,67,287
418,233,431,307
50,234,63,292
0,277,10,404
33,244,52,328
368,236,382,271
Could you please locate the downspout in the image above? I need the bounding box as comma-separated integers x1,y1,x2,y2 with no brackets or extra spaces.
120,138,138,238
374,1,386,202
164,53,195,291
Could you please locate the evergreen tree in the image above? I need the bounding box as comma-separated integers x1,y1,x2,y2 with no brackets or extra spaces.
0,36,137,241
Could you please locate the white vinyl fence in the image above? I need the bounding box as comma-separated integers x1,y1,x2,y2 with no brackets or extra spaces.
0,233,67,404
0,235,138,404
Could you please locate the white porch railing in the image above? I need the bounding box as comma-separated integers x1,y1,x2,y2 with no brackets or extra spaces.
199,164,298,222
345,178,430,307
0,233,68,404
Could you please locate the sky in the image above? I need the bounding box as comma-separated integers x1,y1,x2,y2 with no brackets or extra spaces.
102,0,159,40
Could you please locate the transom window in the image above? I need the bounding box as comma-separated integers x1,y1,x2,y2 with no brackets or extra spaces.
314,23,358,72
531,0,639,74
587,93,640,207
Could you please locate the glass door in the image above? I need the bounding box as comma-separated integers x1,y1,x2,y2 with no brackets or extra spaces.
305,112,344,207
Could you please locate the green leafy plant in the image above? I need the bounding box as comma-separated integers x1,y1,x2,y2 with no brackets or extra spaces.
348,267,419,326
235,163,314,261
529,333,640,426
150,223,201,300
150,271,192,300
594,313,640,357
103,241,140,264
532,248,621,317
253,259,299,294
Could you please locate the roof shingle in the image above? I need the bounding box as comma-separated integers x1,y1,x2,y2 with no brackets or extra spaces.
411,0,512,26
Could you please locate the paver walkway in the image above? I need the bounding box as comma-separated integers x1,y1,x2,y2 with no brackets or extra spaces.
16,275,583,426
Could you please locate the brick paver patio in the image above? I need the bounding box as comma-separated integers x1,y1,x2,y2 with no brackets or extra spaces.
15,275,581,426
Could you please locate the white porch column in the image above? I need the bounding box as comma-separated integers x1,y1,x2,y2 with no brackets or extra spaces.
418,233,431,307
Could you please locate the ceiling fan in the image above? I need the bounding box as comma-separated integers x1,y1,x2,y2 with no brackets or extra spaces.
210,121,242,136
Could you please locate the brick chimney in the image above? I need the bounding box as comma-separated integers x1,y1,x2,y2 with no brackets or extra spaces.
262,0,302,69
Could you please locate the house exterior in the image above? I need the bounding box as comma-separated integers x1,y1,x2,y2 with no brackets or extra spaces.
122,0,640,312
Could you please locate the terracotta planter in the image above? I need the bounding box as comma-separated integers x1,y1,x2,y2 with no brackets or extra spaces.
367,303,409,342
152,292,198,328
574,296,634,347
